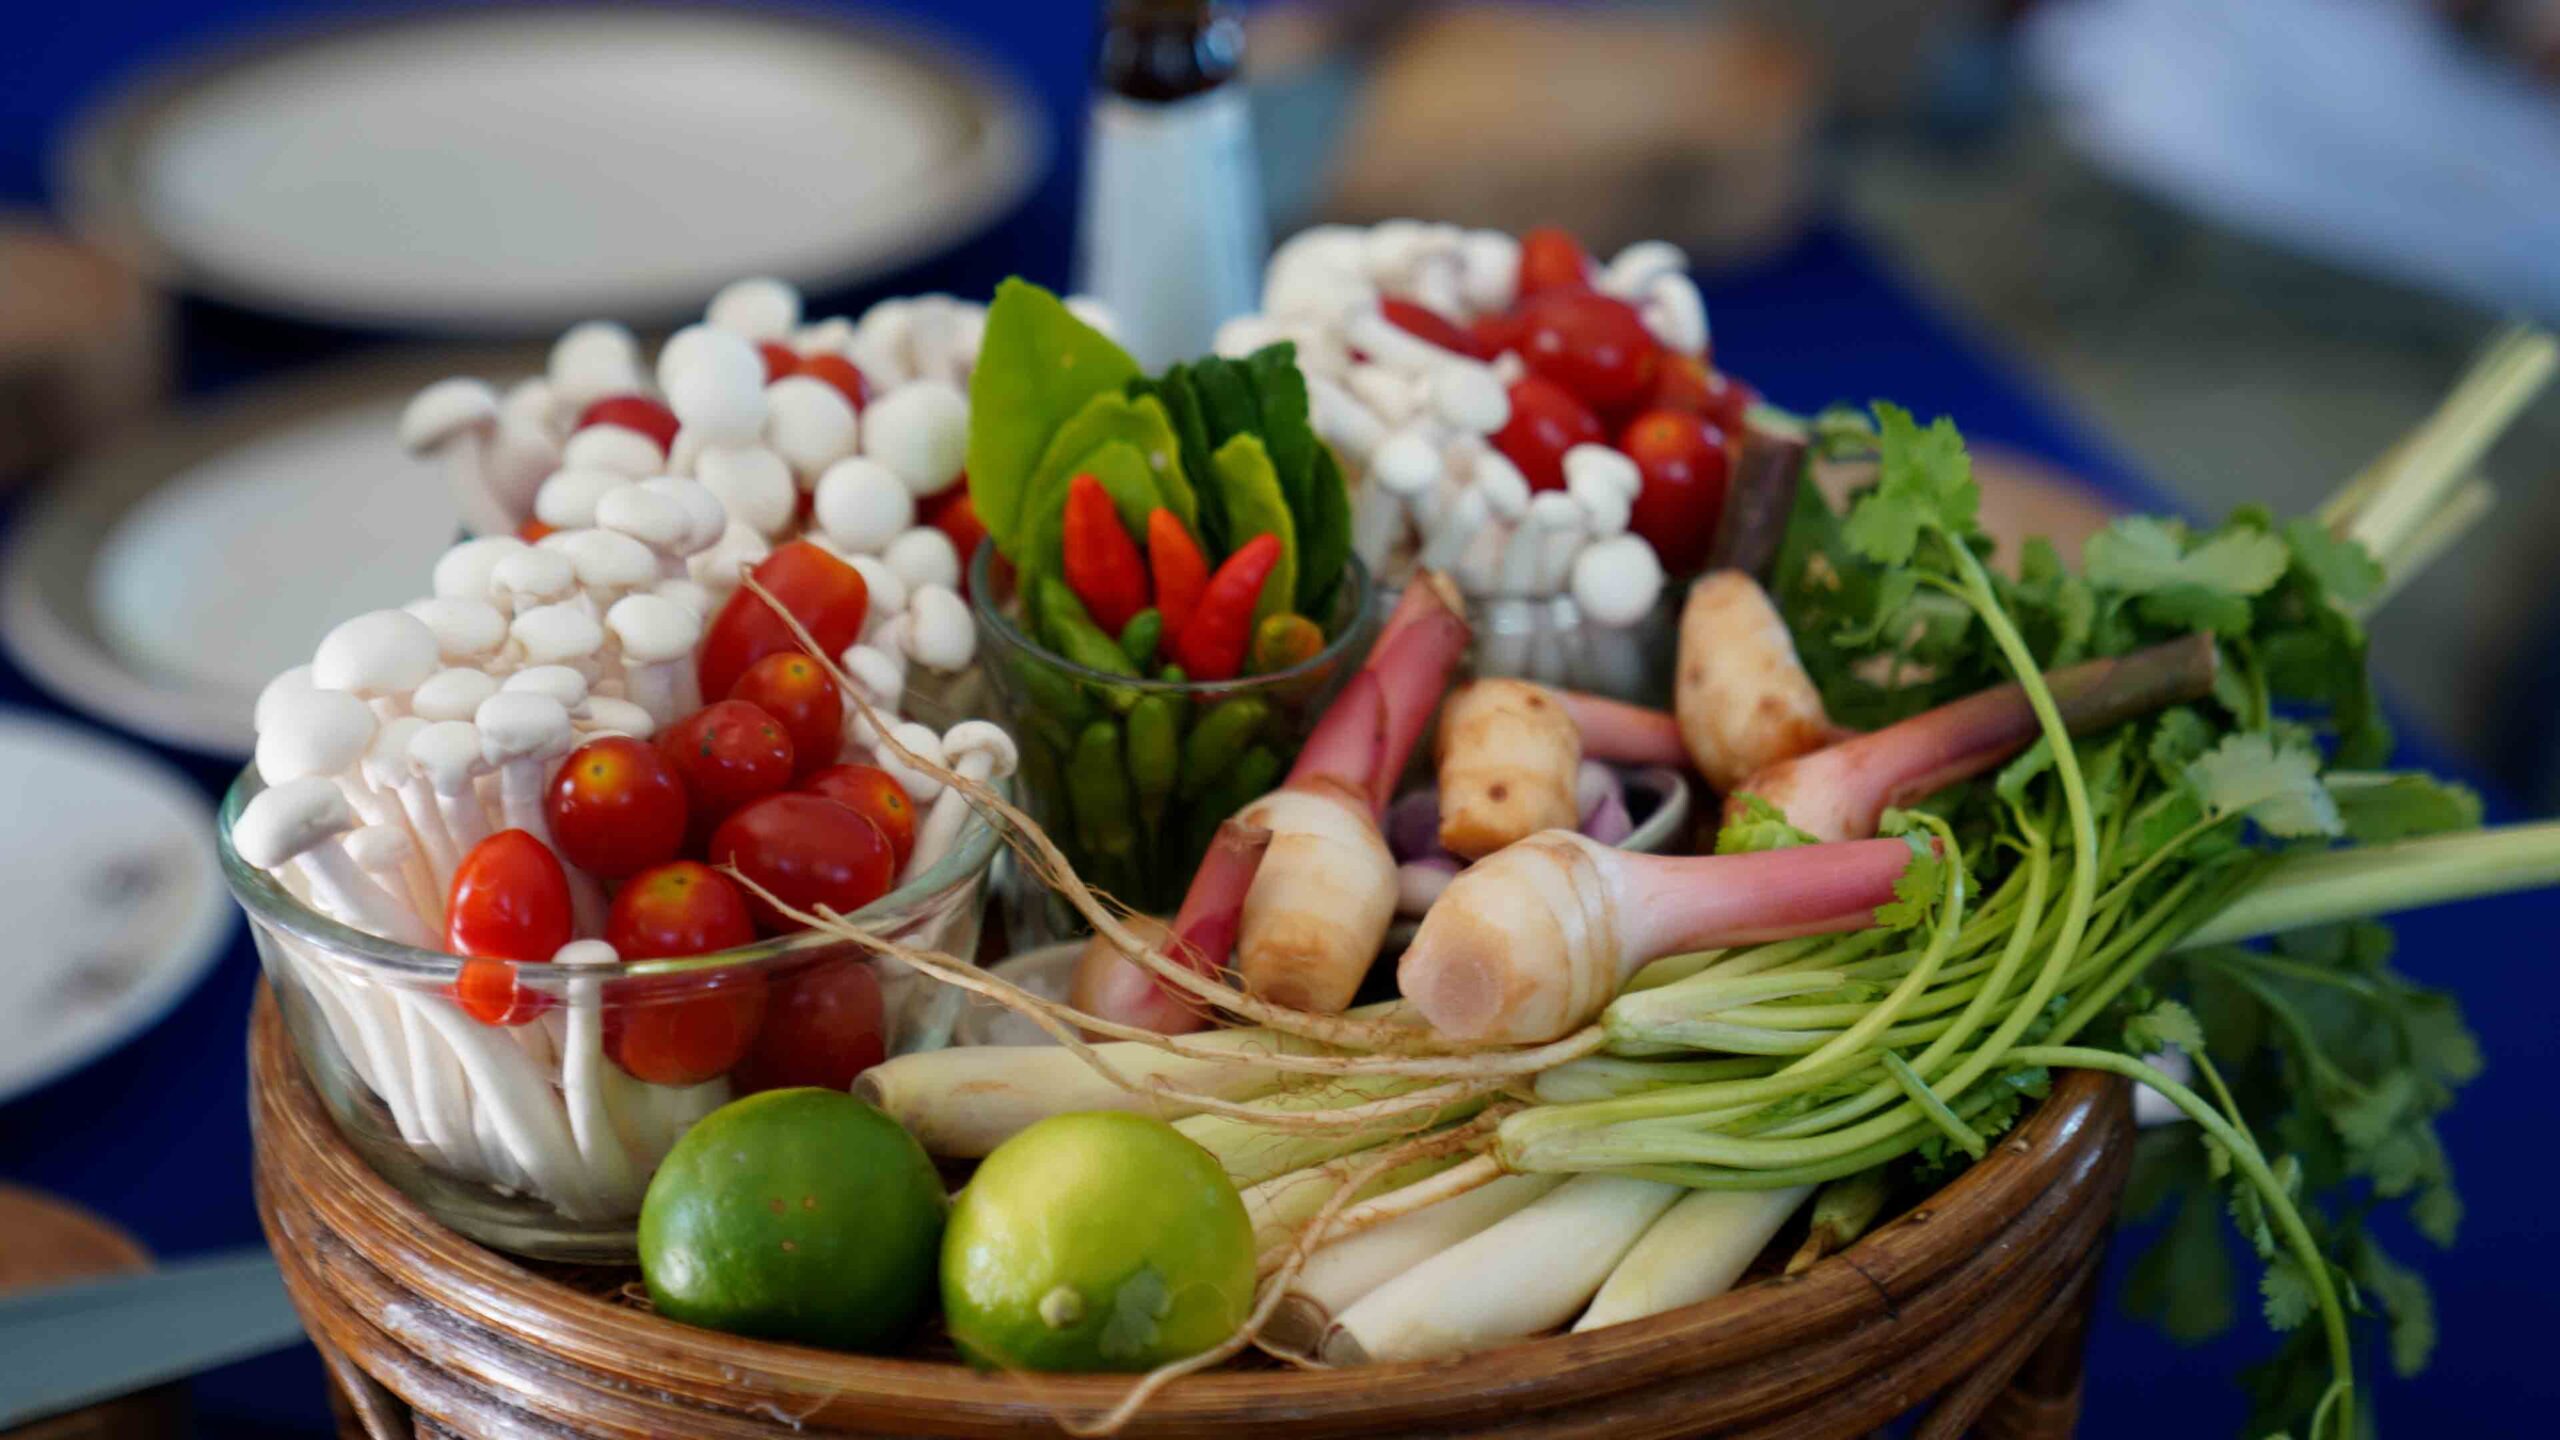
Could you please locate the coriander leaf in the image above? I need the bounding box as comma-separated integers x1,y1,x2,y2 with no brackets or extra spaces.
1715,794,1819,854
2187,733,2344,838
2126,999,2207,1056
2350,1235,2437,1376
2324,772,2483,843
2136,585,2257,638
1840,402,1977,565
2282,518,2385,604
2085,517,2290,601
2149,707,2217,772
2261,1255,2317,1331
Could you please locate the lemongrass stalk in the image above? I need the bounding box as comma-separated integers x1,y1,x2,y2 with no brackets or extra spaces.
2174,821,2560,951
1269,1172,1567,1352
1532,1055,1780,1104
2364,476,2493,615
2346,327,2555,562
1574,1184,1811,1331
1786,1167,1895,1274
1176,1077,1488,1186
856,1029,1311,1156
1242,1151,1462,1255
1321,1174,1682,1363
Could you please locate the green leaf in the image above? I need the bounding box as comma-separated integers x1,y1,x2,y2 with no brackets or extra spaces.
2125,999,2207,1056
1095,1265,1172,1363
2148,707,2217,773
1033,391,1185,533
1208,434,1298,623
2084,516,2290,601
1873,814,1947,931
2350,1236,2438,1376
2324,772,2483,843
2186,733,2344,838
967,278,1141,557
1132,367,1225,553
2260,1255,2317,1331
1714,794,1818,854
1839,403,1978,565
1994,736,2054,809
1297,442,1355,614
2282,518,2385,605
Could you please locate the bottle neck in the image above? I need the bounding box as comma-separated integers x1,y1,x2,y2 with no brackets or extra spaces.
1095,0,1241,103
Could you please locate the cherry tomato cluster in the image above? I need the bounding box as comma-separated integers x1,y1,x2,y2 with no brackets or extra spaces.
440,542,917,1090
1383,225,1762,575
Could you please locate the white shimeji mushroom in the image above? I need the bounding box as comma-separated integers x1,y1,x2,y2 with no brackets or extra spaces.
312,610,440,721
652,576,714,618
874,720,946,804
578,696,657,740
1599,240,1686,301
656,324,721,395
552,527,659,613
476,691,603,932
402,596,508,668
362,714,454,898
1459,229,1521,313
634,476,729,564
794,315,856,355
604,594,702,726
693,444,797,539
849,303,916,388
409,721,495,854
907,720,1016,876
1430,364,1509,433
837,643,906,747
233,778,431,946
706,276,801,341
666,329,768,445
764,376,859,487
1639,272,1708,357
546,936,641,1203
1308,373,1389,460
255,664,318,734
1500,491,1582,597
846,554,907,632
489,546,579,619
499,376,561,436
1347,365,1425,426
399,378,531,538
1571,534,1665,627
510,603,608,683
812,456,913,554
533,465,630,535
558,424,664,479
1214,313,1284,359
256,687,383,820
883,526,961,593
433,536,530,604
346,820,438,932
547,320,645,413
905,584,974,672
503,664,592,718
859,380,966,496
1567,461,1634,539
411,667,499,724
690,519,771,596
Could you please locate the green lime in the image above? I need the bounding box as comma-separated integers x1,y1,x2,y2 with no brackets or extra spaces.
941,1111,1253,1372
639,1087,945,1351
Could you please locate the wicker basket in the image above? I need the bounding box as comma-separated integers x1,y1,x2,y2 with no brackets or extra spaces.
250,987,2133,1439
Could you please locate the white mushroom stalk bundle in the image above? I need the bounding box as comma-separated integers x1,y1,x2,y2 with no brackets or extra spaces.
236,475,1018,1220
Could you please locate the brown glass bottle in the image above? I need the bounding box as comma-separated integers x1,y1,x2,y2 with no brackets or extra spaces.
1095,0,1243,103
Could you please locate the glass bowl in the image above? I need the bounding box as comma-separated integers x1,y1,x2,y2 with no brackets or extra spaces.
969,541,1379,934
219,766,1005,1262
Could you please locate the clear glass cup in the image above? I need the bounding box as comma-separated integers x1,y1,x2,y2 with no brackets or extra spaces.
219,768,1005,1262
969,540,1378,931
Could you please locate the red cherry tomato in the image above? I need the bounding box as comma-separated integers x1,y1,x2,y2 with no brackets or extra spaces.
1469,309,1525,360
445,830,572,1025
575,394,680,452
1651,354,1755,434
925,486,987,584
709,793,895,934
727,653,843,777
545,736,688,880
1491,375,1606,490
796,354,869,412
1514,290,1661,417
1621,409,1733,575
1379,298,1487,360
696,541,869,702
1516,225,1595,298
732,957,886,1093
657,699,795,835
801,764,916,871
756,342,799,382
603,861,765,1084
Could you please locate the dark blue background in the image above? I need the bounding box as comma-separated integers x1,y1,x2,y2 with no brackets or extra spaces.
3,4,2552,1435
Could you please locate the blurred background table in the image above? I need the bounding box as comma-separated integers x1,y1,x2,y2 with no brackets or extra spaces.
4,2,2558,1436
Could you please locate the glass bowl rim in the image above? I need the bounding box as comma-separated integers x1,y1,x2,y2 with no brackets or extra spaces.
217,764,1008,989
966,539,1377,698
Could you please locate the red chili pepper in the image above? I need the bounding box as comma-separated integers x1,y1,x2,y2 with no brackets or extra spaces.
1169,533,1282,682
1062,473,1149,636
1147,507,1208,638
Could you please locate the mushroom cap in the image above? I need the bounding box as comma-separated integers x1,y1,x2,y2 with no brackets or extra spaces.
838,643,904,710
765,376,859,481
553,527,660,593
940,718,1018,780
652,576,714,617
412,667,501,723
691,518,773,590
433,536,531,602
402,596,508,661
364,715,429,787
312,610,441,700
254,664,318,734
579,696,657,740
548,320,644,410
708,277,802,340
398,378,500,453
859,380,967,496
1525,490,1583,532
559,424,664,479
875,721,947,802
812,456,914,554
509,603,606,668
535,467,632,530
666,330,768,444
408,721,487,788
1475,459,1532,520
795,315,856,353
905,584,974,673
500,376,559,433
490,547,577,608
693,445,796,539
882,526,961,592
604,593,702,664
503,663,592,713
1570,535,1664,627
232,776,357,869
844,553,906,619
594,483,691,552
553,937,623,967
344,823,417,874
475,691,573,763
636,476,730,555
256,687,377,783
1371,431,1442,496
1561,443,1640,497
1430,364,1509,434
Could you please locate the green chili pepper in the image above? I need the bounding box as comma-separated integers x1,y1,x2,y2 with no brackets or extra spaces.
1067,720,1137,862
1035,577,1141,681
1158,663,1188,684
1127,694,1184,828
1007,653,1091,736
1179,697,1272,799
1118,607,1164,668
1249,612,1324,674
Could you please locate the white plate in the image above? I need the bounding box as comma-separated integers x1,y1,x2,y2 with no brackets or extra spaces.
0,713,231,1104
60,6,1043,333
2,356,493,756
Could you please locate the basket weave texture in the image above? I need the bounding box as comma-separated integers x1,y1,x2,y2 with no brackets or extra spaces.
249,986,2131,1439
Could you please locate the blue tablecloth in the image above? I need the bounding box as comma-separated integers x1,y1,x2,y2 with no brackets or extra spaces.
5,7,2555,1435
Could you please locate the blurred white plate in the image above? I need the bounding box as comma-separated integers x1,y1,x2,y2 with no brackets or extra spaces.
60,5,1043,333
1,354,497,756
0,713,230,1104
